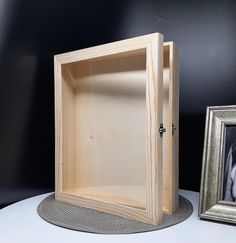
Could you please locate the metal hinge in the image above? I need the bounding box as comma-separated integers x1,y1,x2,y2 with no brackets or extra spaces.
172,123,176,135
159,123,166,137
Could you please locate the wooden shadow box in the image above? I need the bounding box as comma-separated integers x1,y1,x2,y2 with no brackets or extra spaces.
54,33,179,225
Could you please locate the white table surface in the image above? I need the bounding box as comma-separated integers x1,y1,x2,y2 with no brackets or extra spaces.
0,190,235,243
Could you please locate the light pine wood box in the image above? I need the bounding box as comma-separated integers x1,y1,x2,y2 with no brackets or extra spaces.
54,33,179,225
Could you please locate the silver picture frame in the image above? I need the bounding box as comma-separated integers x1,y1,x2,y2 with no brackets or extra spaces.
199,105,236,224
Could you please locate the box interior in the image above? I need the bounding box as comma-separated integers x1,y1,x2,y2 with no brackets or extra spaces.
60,49,147,210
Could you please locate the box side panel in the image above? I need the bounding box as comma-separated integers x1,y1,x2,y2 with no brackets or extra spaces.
163,42,179,214
55,61,76,196
173,43,179,213
146,34,163,225
55,59,62,196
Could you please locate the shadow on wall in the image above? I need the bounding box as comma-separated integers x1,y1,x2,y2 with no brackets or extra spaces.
179,113,206,191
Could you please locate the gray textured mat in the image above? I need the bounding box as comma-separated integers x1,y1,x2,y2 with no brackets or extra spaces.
37,194,193,234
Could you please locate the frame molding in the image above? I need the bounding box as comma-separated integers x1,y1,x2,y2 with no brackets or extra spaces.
199,105,236,224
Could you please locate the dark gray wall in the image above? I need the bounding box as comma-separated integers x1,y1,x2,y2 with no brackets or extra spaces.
0,0,236,204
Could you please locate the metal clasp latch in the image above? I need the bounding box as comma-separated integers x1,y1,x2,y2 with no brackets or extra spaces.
172,123,176,135
159,123,166,137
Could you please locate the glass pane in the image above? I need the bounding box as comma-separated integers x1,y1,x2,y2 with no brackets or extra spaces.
222,125,236,202
61,49,147,210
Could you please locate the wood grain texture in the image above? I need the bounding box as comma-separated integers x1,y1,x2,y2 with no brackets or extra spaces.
145,35,163,224
163,42,179,214
55,33,164,225
63,185,145,209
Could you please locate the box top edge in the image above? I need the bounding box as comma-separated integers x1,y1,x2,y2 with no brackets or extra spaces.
54,32,163,59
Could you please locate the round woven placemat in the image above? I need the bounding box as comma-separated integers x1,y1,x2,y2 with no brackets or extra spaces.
38,194,193,234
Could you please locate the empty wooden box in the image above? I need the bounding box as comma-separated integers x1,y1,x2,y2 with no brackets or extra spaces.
54,33,179,225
